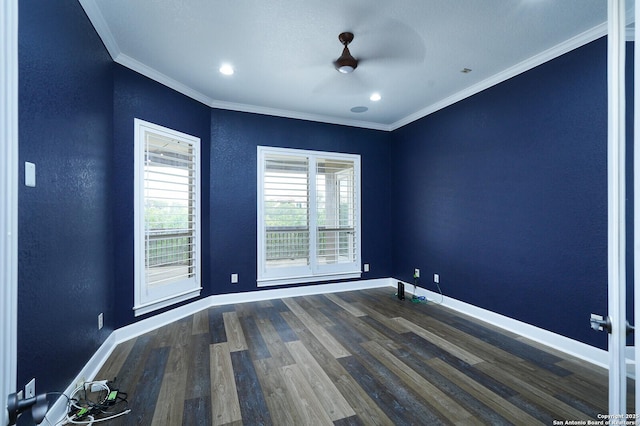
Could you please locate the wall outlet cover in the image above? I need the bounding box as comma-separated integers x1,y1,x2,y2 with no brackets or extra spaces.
25,378,36,399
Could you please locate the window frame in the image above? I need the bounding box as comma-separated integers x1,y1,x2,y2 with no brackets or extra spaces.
134,118,201,316
257,146,362,287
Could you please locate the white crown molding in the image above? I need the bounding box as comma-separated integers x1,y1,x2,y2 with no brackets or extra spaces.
79,0,614,132
117,18,608,132
207,98,393,132
114,53,214,106
116,57,381,130
78,0,121,59
116,53,392,131
80,1,624,132
389,22,608,131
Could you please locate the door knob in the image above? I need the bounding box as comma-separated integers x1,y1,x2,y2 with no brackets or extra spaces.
590,313,634,335
590,313,612,333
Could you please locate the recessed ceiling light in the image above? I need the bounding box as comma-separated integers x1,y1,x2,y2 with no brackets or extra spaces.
370,93,381,102
219,64,234,76
350,106,368,113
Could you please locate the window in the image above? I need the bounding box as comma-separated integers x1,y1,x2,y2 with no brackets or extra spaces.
257,146,361,286
134,119,201,316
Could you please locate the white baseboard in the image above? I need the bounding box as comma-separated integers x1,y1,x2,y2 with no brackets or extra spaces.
113,278,393,345
397,280,608,369
45,276,611,424
43,278,392,424
43,332,118,425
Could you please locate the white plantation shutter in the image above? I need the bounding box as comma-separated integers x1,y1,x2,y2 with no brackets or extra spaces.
144,133,197,286
264,155,310,268
134,119,201,316
258,146,361,286
316,159,357,265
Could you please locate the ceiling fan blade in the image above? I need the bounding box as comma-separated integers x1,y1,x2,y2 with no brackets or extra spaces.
352,18,427,67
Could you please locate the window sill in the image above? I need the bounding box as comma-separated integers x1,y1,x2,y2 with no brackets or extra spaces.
133,287,202,317
257,271,362,288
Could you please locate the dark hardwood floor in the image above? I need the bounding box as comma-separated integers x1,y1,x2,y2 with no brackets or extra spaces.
91,287,625,425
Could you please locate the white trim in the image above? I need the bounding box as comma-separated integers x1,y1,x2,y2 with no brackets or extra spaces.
49,279,395,426
43,333,118,426
0,1,18,425
607,0,627,415
132,287,202,317
257,272,362,288
77,0,121,60
634,0,640,410
400,281,609,369
108,23,609,133
117,54,213,106
257,146,362,286
116,53,392,132
389,23,607,131
79,0,611,132
118,278,392,344
44,277,616,424
133,118,202,317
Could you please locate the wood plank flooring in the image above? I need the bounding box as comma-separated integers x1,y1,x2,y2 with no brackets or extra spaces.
94,287,625,425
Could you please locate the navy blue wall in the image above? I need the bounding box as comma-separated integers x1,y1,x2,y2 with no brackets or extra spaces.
111,79,392,328
18,0,114,404
112,65,212,328
209,110,393,296
17,1,629,407
391,38,610,349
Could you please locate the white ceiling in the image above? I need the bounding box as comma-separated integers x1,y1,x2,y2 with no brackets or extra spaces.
79,0,615,131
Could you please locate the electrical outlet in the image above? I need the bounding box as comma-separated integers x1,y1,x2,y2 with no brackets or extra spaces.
25,378,36,399
76,376,87,390
98,312,104,330
414,268,420,278
231,273,238,284
364,263,370,272
434,273,439,284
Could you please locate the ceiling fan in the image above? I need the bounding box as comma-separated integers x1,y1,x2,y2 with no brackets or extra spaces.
334,32,358,74
313,26,425,95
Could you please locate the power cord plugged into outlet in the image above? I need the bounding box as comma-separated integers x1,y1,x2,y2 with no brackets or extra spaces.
61,379,131,425
89,380,108,393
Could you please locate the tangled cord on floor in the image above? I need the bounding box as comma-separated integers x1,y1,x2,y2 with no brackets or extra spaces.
56,380,131,425
393,282,444,305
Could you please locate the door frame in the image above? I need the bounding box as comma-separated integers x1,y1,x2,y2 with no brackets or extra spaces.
635,0,640,414
608,0,628,415
0,1,19,425
0,0,637,421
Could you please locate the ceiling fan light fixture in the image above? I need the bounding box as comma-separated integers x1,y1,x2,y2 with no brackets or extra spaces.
337,64,355,74
334,32,358,73
335,48,357,73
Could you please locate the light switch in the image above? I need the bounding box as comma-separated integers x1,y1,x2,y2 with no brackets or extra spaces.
231,273,238,284
25,162,36,187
